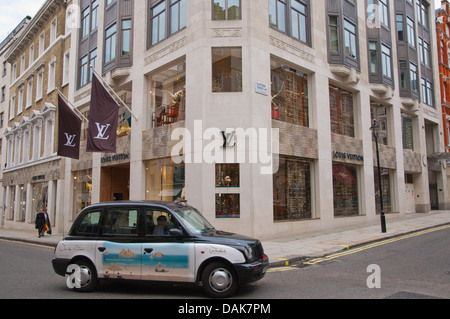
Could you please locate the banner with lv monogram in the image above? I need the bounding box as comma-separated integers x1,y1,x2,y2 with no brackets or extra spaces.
86,75,119,153
57,94,82,160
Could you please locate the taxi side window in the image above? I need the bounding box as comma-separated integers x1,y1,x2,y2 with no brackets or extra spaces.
144,209,179,236
103,208,139,236
76,211,101,236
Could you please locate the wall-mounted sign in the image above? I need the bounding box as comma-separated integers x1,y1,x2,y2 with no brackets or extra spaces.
101,153,130,164
255,81,269,96
333,151,364,162
32,174,46,181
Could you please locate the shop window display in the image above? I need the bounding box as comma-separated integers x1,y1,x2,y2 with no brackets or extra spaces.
271,62,309,127
332,164,359,217
212,47,242,92
73,169,92,218
273,156,312,221
32,182,48,216
149,61,186,128
145,158,185,201
216,194,240,218
216,164,239,188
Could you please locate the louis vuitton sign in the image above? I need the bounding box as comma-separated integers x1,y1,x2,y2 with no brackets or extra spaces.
333,151,364,162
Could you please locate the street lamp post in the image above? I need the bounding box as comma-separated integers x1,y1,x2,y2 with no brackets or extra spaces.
371,120,387,233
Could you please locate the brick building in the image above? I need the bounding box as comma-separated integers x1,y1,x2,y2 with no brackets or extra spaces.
1,0,71,232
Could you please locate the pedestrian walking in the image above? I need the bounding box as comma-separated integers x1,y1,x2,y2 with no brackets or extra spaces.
35,209,46,238
43,209,52,235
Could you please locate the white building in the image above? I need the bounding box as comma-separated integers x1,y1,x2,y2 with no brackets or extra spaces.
3,0,448,240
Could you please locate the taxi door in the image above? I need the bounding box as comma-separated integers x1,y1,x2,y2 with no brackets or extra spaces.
95,207,142,280
141,208,196,283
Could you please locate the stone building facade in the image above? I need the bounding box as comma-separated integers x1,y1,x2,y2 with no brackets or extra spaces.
1,0,448,240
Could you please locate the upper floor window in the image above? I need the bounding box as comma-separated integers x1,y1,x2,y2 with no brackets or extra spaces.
81,0,99,39
329,85,355,138
344,19,357,59
121,19,132,56
212,47,242,93
379,0,389,27
407,17,415,48
269,0,310,45
82,6,90,38
213,0,241,20
381,44,392,79
416,0,428,28
149,0,186,47
105,23,117,64
50,17,58,44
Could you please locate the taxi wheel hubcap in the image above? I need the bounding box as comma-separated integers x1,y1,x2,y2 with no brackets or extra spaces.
209,268,232,292
79,266,92,287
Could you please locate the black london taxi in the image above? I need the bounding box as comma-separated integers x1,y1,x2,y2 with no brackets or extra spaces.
52,200,268,298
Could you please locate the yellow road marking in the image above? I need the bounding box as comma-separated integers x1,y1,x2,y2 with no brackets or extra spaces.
304,225,450,266
267,266,297,273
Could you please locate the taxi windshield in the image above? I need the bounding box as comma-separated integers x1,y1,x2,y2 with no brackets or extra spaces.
174,206,215,234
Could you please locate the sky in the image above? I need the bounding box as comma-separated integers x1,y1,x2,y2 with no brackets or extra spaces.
0,0,45,43
0,0,444,44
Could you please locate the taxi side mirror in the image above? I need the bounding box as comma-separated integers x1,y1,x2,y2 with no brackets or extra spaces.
169,228,183,237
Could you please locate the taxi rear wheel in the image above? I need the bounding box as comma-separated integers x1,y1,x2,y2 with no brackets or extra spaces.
201,262,238,298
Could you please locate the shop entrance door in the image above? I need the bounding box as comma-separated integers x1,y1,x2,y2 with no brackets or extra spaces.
101,165,130,202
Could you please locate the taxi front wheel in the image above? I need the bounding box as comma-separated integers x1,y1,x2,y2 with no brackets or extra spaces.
67,259,99,293
201,262,238,298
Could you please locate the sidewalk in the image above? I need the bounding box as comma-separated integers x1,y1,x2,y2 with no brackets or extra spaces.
1,211,450,268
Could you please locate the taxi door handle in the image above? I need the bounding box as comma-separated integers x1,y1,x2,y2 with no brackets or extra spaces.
144,248,153,254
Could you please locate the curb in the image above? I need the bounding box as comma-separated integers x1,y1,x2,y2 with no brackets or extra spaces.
0,236,58,248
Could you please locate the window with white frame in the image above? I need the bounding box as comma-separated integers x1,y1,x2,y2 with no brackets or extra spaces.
22,129,30,164
26,79,33,108
63,51,70,85
20,54,25,75
14,135,20,166
50,17,57,44
48,59,56,93
36,68,44,101
9,95,15,120
39,31,45,56
12,63,17,81
29,44,35,65
33,123,41,161
44,117,55,157
7,138,13,168
17,86,24,115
